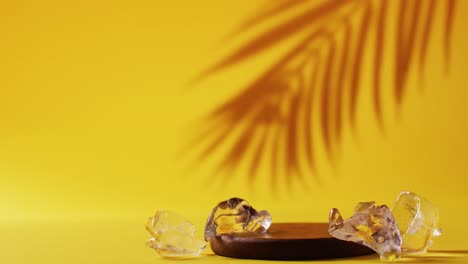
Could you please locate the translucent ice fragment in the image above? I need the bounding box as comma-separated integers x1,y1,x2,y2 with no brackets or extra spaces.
204,197,272,241
329,201,402,262
392,191,442,254
145,210,206,258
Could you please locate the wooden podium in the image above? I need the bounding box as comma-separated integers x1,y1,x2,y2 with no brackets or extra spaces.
210,223,375,260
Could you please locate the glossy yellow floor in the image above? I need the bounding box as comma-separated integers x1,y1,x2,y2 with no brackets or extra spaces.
3,217,467,264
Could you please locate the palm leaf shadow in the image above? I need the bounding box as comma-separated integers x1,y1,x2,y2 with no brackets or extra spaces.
189,0,457,189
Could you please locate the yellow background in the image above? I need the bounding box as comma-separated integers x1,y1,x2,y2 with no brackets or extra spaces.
1,0,467,263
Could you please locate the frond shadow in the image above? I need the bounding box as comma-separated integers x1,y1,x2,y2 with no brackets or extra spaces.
188,0,457,190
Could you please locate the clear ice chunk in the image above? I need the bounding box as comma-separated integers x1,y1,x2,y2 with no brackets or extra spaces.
329,201,402,262
204,197,272,241
392,191,442,254
145,210,206,258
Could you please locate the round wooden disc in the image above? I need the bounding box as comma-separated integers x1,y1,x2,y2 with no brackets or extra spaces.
210,223,375,260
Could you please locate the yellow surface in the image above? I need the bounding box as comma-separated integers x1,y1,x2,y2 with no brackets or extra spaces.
1,0,468,263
